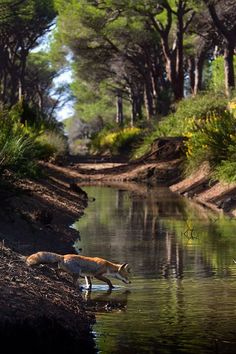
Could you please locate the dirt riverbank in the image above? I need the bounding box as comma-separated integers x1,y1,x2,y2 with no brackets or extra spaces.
0,164,96,354
46,150,236,217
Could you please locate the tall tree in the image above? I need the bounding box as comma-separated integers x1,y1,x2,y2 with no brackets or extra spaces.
204,0,236,96
0,0,56,106
54,0,170,123
132,0,196,100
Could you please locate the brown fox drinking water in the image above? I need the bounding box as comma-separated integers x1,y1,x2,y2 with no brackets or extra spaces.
26,251,131,290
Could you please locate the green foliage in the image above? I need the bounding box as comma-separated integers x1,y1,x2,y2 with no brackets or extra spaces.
0,0,57,108
210,56,236,93
133,93,228,159
214,161,236,183
157,93,228,137
90,127,143,156
71,79,117,123
0,109,39,177
35,131,68,160
0,104,68,178
185,111,236,173
131,127,159,159
10,101,63,136
25,51,60,117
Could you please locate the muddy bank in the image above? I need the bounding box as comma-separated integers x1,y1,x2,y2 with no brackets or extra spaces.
0,165,96,353
0,166,88,255
0,245,95,354
170,162,236,217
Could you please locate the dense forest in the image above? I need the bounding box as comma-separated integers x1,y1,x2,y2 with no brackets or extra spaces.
0,0,236,182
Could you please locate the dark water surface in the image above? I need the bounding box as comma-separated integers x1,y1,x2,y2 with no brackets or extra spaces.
73,184,236,354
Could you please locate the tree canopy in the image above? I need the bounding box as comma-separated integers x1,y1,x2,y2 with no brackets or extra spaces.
52,0,235,129
0,0,57,110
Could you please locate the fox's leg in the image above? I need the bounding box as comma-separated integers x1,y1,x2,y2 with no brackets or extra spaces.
85,276,92,290
95,275,114,290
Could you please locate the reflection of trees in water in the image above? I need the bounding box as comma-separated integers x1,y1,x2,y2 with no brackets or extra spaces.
75,186,236,282
73,187,236,354
128,192,186,240
127,193,230,279
125,191,187,279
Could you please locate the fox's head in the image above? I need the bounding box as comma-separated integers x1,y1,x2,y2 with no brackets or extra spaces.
117,263,131,284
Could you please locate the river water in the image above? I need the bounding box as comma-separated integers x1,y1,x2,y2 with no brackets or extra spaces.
73,184,236,354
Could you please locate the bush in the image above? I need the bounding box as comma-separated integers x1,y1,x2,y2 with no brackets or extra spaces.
0,106,68,178
90,127,143,156
132,93,228,160
11,101,64,136
131,128,159,159
35,131,68,161
214,161,236,183
185,110,236,173
0,110,39,177
157,92,228,137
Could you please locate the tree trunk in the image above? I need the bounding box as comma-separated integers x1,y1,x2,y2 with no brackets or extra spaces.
18,53,27,102
188,57,195,94
194,55,204,95
0,71,7,105
165,55,181,101
18,78,22,102
116,92,123,126
175,13,184,100
144,85,154,121
130,95,137,127
130,92,143,127
224,43,235,97
10,70,18,106
206,3,235,97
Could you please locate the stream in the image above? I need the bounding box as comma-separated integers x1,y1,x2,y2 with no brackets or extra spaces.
73,184,236,354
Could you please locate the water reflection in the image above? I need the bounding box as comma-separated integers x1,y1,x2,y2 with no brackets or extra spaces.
73,185,236,354
83,289,130,313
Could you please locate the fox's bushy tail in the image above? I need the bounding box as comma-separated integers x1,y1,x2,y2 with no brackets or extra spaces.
26,251,63,266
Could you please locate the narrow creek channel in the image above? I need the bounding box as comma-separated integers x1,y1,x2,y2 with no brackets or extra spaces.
73,184,236,354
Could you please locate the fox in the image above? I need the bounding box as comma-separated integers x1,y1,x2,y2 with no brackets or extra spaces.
26,251,131,290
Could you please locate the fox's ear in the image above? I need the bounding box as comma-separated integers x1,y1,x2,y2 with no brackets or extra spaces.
120,263,131,273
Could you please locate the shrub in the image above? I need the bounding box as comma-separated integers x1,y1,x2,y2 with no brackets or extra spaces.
132,93,228,160
185,110,236,173
35,131,68,160
11,101,63,136
214,161,236,183
157,92,228,137
0,110,39,177
90,127,143,156
0,106,68,178
228,96,236,117
131,128,159,159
